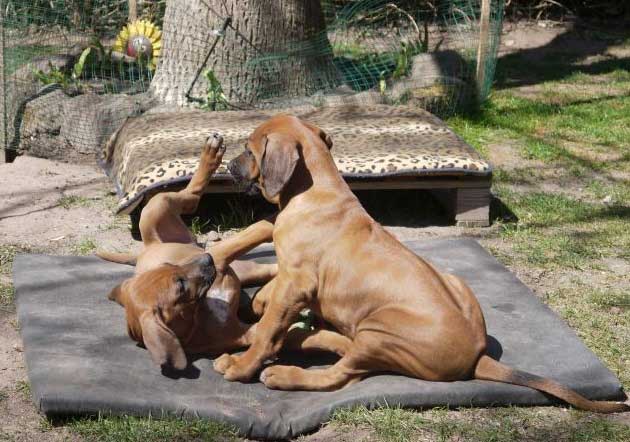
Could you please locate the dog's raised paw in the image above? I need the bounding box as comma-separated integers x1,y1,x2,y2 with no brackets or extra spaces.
200,133,226,169
205,133,225,154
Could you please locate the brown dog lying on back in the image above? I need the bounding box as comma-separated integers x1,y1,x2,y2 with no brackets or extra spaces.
97,134,279,371
214,115,628,413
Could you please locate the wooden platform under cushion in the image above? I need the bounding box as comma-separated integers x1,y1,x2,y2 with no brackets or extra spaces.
100,104,492,226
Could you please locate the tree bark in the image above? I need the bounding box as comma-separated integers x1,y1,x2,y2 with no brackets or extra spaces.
149,0,339,107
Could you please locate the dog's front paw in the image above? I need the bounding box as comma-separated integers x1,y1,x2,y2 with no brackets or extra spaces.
213,353,236,374
223,361,257,382
260,365,300,390
201,133,226,168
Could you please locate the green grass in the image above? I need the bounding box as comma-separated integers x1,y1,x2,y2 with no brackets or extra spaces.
586,180,630,205
0,390,7,402
15,380,31,398
72,238,97,255
57,195,91,209
0,244,30,276
190,216,211,236
495,191,629,268
69,415,237,442
330,406,630,442
588,290,630,309
213,199,256,231
447,65,630,173
548,285,630,387
188,195,264,234
0,283,15,312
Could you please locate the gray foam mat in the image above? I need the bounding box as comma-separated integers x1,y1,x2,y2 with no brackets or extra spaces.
13,238,626,440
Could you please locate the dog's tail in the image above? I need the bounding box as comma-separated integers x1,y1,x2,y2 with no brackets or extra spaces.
95,250,137,266
474,354,628,413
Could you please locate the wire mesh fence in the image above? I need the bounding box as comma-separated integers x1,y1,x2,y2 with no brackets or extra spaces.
1,0,504,162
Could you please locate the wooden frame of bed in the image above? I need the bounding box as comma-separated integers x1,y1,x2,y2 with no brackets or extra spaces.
135,174,492,228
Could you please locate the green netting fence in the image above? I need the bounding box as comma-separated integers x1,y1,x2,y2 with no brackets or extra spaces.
0,0,504,162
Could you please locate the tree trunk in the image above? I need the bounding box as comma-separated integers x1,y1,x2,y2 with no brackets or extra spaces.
149,0,339,107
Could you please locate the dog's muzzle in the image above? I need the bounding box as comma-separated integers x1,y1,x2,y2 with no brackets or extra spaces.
228,158,260,196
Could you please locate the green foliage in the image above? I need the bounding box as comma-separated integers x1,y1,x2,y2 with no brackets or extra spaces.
73,47,93,80
201,70,229,111
33,44,96,89
33,63,72,88
32,35,153,94
392,40,424,79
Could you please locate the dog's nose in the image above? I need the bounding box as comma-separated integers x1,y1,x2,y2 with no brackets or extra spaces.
227,158,240,177
199,253,216,283
200,253,213,266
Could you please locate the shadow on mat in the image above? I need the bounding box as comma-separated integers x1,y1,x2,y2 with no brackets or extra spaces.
130,189,453,240
166,335,503,382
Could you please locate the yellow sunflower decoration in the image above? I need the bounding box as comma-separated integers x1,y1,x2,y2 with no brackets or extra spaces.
112,19,162,70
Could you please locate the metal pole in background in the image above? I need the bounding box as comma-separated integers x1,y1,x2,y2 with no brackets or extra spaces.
476,0,492,101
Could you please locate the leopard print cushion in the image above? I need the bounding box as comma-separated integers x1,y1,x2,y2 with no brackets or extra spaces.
100,104,491,214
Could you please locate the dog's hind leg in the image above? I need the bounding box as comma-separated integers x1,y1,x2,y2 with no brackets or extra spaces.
139,134,225,245
285,328,352,356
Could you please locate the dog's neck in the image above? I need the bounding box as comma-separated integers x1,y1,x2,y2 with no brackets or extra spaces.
183,291,253,354
280,135,347,208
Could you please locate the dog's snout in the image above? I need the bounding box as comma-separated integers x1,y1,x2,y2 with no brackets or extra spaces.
199,253,216,283
199,252,213,268
227,158,240,177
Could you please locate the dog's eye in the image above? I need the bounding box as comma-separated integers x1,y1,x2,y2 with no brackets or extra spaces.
176,277,187,294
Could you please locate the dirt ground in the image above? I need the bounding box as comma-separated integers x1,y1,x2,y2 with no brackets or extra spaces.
1,21,629,441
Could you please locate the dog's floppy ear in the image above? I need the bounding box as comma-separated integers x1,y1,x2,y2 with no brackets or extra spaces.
107,280,128,305
139,309,187,370
261,133,299,199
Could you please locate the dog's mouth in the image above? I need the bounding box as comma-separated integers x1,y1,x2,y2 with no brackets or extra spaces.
244,182,261,196
231,175,260,196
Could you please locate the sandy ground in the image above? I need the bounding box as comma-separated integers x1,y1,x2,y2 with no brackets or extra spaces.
1,21,628,441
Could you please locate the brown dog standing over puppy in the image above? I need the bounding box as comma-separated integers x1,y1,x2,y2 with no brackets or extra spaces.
97,134,279,371
220,114,628,413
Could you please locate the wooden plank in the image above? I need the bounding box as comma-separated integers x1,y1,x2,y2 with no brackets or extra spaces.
455,187,491,227
200,175,492,193
432,188,457,219
475,0,492,99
